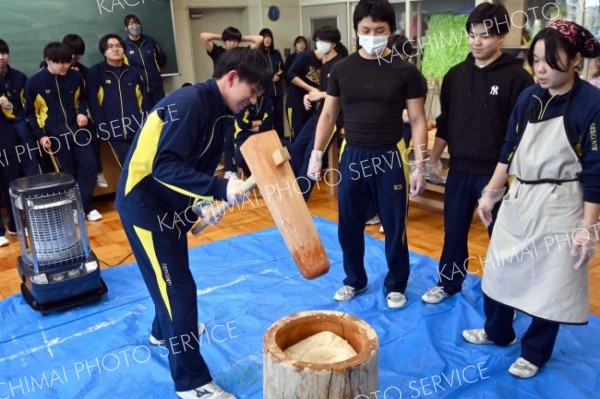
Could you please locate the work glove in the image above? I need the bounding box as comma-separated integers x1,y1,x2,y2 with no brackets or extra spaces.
410,161,426,197
307,150,323,181
571,220,599,270
477,186,506,227
226,177,246,205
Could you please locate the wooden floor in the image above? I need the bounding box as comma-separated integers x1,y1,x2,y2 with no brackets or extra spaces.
1,186,599,316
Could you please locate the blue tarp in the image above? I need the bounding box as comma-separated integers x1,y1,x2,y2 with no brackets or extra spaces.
0,217,599,398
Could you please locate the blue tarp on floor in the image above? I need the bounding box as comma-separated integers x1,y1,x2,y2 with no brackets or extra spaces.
1,217,599,398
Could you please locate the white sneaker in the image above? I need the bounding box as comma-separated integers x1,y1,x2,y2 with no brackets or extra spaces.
176,381,236,399
421,286,450,304
462,329,517,345
96,172,108,188
386,292,407,309
365,215,380,225
333,285,366,301
149,323,206,346
0,236,9,247
86,209,103,221
508,357,539,379
379,225,384,234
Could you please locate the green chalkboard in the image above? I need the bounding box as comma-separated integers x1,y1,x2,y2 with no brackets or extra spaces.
0,0,178,77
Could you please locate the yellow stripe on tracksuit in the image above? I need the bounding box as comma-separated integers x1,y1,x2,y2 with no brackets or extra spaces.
124,110,213,202
124,111,164,195
133,225,173,320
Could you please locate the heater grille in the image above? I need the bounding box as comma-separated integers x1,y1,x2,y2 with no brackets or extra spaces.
25,191,86,270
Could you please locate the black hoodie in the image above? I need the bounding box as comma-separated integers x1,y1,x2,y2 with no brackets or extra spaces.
436,52,533,174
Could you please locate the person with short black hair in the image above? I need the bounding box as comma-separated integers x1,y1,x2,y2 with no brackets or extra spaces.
116,47,271,399
464,20,600,379
123,14,167,107
421,2,534,305
25,42,101,221
87,34,149,168
62,34,88,76
0,38,41,177
309,0,428,309
291,26,348,200
199,26,264,69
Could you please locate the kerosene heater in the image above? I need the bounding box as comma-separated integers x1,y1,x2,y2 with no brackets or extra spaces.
10,173,107,312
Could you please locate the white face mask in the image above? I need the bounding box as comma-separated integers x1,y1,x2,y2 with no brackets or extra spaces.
358,34,388,56
316,40,333,55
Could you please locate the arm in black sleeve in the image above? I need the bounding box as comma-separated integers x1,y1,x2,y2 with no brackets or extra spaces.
435,72,450,141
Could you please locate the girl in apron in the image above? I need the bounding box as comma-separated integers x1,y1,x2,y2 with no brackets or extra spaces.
463,21,600,379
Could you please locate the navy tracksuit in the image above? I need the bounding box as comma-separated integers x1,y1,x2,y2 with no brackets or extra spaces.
0,104,20,234
338,141,411,294
24,68,97,213
1,66,40,176
87,61,149,167
124,35,166,107
116,81,231,391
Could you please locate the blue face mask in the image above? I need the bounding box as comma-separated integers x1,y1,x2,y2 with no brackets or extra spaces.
128,25,142,36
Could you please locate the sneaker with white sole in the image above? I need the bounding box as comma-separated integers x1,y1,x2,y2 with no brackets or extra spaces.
176,381,236,399
96,172,109,188
462,329,517,345
0,236,9,247
86,209,103,221
421,286,450,304
149,323,206,346
508,357,539,379
365,215,380,225
333,285,366,301
386,292,407,309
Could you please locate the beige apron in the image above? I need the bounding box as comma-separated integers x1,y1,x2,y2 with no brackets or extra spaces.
482,111,589,324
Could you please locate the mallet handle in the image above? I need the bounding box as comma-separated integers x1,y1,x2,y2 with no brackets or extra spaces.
191,176,257,235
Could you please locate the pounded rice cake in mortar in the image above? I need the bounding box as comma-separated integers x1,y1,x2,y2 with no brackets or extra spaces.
284,331,357,363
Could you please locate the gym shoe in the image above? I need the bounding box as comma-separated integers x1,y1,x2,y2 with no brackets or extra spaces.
86,209,103,221
386,292,407,309
421,286,450,304
96,172,108,188
0,236,9,247
462,329,517,345
508,357,539,379
149,323,206,346
365,215,380,225
176,381,236,399
379,225,384,234
334,285,366,301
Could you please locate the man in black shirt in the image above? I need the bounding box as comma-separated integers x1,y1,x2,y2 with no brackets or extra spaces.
421,3,534,305
309,0,428,309
200,27,263,69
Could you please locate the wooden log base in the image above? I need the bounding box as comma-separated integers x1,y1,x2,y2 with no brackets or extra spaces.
263,310,379,399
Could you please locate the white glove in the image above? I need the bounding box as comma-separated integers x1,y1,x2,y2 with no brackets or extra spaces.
226,177,246,205
477,186,506,227
571,220,598,270
199,202,223,225
426,159,444,184
410,161,426,197
307,150,323,181
0,95,13,110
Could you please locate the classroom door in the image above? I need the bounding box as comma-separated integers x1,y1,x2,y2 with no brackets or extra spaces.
190,8,247,82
